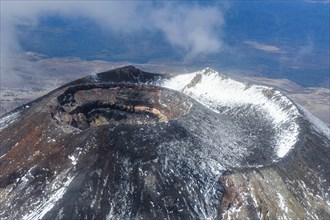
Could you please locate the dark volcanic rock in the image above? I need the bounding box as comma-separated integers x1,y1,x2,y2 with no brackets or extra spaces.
0,66,329,220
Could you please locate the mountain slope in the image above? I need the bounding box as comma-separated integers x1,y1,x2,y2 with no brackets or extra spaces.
0,66,329,219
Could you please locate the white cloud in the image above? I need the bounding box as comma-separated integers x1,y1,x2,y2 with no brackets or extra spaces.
151,4,225,58
244,41,281,53
0,1,225,60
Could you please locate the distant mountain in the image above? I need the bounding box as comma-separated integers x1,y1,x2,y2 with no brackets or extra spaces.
0,66,329,219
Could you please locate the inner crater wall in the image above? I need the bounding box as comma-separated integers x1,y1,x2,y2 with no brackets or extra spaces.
51,83,193,129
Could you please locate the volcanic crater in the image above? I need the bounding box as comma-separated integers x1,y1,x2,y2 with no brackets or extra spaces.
1,66,329,220
51,84,193,130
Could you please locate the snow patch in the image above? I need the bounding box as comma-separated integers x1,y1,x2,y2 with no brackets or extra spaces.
0,111,21,131
277,193,288,214
68,155,77,166
22,172,75,220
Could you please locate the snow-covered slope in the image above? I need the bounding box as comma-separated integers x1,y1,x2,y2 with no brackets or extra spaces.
159,68,301,160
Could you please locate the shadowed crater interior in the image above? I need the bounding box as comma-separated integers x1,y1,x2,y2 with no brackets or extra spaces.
51,83,193,129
